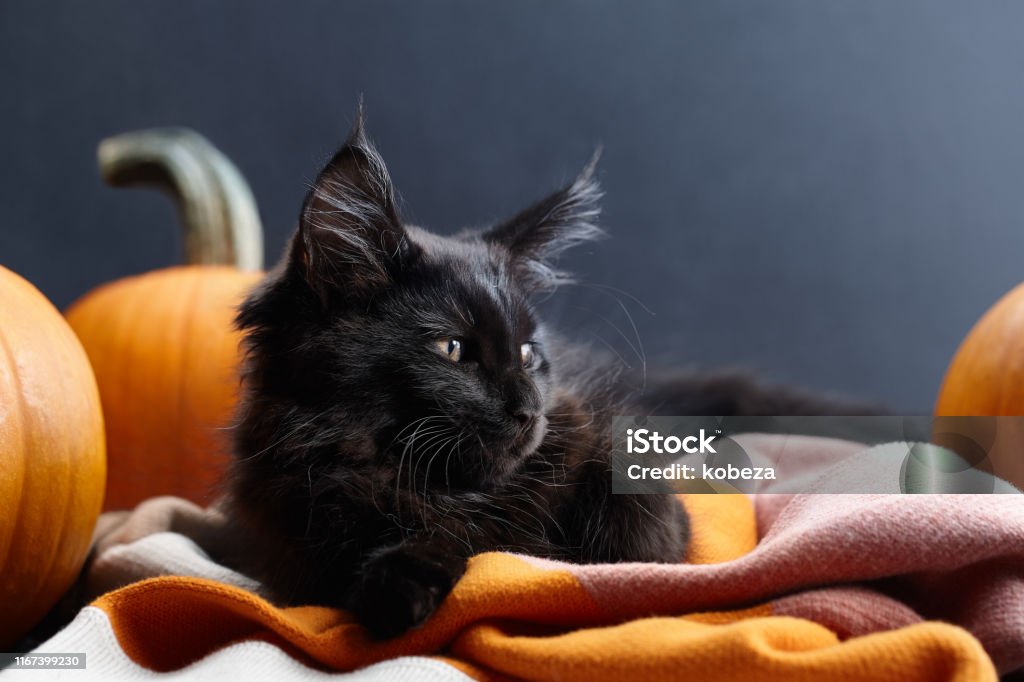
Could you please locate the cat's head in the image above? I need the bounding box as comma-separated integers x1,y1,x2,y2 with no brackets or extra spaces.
236,110,602,491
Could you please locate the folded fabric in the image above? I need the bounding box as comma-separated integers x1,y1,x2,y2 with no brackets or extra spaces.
16,435,1024,681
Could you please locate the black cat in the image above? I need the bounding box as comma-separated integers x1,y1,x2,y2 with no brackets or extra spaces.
226,109,868,638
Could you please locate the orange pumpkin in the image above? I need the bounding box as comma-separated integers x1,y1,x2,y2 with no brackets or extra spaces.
66,129,264,511
935,283,1024,490
936,283,1024,416
0,266,106,647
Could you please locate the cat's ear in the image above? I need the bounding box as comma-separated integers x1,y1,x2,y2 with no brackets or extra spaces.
483,151,604,291
293,108,414,303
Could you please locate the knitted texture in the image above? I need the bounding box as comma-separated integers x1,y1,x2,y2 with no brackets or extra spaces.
22,435,1024,680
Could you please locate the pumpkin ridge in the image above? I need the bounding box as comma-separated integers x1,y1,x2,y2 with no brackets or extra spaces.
0,318,30,581
30,341,77,612
173,272,209,496
40,319,100,609
112,276,158,506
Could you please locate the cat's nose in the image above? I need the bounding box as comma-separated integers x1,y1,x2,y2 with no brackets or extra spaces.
509,408,536,432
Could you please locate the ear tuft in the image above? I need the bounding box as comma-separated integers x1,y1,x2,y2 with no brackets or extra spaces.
347,96,370,148
294,105,413,304
484,149,605,291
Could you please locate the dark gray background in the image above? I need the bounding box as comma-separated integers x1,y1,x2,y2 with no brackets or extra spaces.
3,1,1023,412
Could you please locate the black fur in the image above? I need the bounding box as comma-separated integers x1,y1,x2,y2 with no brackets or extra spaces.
226,110,870,638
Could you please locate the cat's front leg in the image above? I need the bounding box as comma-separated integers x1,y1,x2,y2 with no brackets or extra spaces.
348,541,466,639
564,462,690,564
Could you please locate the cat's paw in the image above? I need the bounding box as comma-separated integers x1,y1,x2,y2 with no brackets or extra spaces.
571,483,690,564
349,545,461,639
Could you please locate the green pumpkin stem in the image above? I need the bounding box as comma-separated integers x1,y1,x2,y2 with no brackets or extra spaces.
98,128,264,270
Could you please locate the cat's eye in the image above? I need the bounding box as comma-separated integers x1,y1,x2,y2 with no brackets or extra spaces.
520,342,537,369
434,337,463,363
